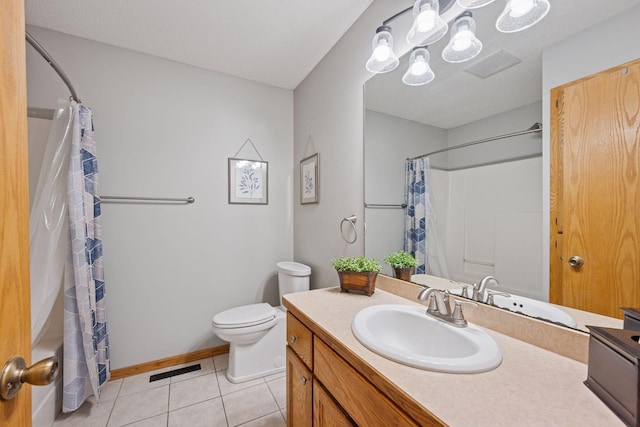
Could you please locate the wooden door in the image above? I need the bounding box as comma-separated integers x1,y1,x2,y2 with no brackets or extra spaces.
1,0,32,424
550,59,640,318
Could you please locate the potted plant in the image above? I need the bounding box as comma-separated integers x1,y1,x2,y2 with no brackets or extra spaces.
331,256,382,296
384,251,418,282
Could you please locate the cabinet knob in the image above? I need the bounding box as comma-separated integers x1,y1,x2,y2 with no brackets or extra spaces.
300,376,308,385
289,335,297,344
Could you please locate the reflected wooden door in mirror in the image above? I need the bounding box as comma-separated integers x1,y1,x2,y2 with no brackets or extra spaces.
550,58,640,319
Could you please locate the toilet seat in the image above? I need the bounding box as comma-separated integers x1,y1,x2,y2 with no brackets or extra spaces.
212,303,276,329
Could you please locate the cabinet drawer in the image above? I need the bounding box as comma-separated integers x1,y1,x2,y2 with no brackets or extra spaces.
287,312,313,369
314,337,419,427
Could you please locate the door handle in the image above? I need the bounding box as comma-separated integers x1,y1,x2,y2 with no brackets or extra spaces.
568,256,584,268
0,356,59,400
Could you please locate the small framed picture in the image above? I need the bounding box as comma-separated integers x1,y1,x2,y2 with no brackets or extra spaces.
300,153,319,204
228,158,268,205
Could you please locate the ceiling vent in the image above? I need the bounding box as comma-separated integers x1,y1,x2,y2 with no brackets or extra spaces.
463,50,522,79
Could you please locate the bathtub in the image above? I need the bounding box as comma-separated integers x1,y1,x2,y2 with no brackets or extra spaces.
32,335,63,427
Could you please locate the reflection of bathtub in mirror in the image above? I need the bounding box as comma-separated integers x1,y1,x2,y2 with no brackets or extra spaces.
410,274,623,332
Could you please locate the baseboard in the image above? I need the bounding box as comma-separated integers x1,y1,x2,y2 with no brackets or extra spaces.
110,345,230,380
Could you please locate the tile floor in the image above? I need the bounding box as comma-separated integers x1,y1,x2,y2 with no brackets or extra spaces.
53,354,287,427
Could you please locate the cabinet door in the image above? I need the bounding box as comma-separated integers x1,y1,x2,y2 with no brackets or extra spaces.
287,347,312,427
313,380,355,427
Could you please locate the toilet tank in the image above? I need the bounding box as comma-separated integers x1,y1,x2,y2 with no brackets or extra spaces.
276,261,311,305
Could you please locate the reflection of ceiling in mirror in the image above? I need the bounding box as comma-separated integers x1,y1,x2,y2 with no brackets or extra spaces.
365,0,639,129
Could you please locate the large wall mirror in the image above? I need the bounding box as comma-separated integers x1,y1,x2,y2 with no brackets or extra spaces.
364,0,640,331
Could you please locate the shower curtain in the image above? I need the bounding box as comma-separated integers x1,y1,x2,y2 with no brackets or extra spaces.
30,105,73,346
404,157,449,277
62,103,110,412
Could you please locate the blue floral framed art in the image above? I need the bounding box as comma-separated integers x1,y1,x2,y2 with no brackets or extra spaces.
228,158,268,205
300,153,319,204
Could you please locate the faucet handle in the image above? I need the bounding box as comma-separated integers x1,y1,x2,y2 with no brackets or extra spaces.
427,293,440,313
451,299,478,327
486,290,511,306
460,284,470,299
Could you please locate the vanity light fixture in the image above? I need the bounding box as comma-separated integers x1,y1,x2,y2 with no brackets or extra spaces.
442,12,483,63
402,47,436,86
366,0,550,84
366,25,400,74
496,0,551,33
406,0,449,46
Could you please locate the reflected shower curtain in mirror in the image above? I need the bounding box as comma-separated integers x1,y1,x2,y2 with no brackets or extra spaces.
405,158,450,277
405,158,428,273
63,104,110,412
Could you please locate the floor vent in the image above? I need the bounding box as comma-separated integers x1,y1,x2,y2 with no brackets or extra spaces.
149,364,201,382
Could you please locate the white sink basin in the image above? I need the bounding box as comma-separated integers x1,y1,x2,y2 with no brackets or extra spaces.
490,293,577,328
351,304,502,373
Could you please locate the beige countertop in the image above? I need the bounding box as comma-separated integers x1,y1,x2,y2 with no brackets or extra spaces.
284,287,623,427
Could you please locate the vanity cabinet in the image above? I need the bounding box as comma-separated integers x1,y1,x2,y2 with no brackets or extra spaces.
286,312,443,426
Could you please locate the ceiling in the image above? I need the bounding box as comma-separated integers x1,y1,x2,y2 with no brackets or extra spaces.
365,0,640,129
25,0,374,90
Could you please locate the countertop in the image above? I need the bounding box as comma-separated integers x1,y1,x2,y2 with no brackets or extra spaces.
283,287,623,427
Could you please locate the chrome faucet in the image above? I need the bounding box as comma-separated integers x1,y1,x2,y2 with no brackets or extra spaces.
471,276,500,302
417,287,477,327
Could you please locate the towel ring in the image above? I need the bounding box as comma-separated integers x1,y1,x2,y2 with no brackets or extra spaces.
340,215,357,244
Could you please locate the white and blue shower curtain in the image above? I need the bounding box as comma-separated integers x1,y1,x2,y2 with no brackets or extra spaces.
63,104,110,412
404,158,428,274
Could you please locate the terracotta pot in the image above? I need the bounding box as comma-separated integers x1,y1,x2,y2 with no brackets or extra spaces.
337,271,378,296
393,267,414,282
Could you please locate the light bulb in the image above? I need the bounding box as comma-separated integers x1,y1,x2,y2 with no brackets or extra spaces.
509,0,536,17
452,30,473,51
456,0,496,8
402,47,435,86
406,0,448,46
366,26,399,74
442,12,482,63
496,0,550,33
416,9,437,32
373,40,391,61
410,58,429,76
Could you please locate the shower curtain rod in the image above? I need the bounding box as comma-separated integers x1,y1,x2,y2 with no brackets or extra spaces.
409,122,542,161
25,31,81,103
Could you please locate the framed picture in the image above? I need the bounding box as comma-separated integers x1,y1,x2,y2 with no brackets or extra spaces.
228,158,268,205
300,153,319,204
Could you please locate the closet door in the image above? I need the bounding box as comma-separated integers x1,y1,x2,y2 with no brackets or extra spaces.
550,59,640,318
0,0,33,424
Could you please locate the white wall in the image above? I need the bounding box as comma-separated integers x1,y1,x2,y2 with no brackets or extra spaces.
293,0,411,287
541,5,640,299
26,27,294,369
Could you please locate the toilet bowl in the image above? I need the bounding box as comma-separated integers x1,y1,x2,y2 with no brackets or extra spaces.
212,262,311,383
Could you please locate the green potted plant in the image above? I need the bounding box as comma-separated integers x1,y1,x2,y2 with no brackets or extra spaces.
384,251,418,282
331,256,382,296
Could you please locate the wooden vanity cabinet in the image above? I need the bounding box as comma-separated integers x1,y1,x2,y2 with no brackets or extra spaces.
286,312,442,426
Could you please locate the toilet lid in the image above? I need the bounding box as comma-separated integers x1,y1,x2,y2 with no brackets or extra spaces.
212,303,276,328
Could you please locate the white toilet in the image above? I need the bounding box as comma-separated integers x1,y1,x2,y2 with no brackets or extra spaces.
212,261,311,383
